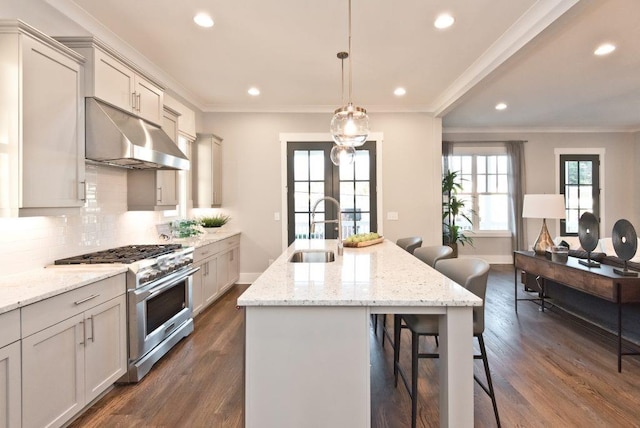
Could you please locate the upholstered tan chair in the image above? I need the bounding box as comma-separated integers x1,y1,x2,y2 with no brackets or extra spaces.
413,245,453,267
395,236,423,254
394,258,501,428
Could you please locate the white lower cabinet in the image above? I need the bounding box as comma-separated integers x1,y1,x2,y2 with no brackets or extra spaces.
21,274,127,428
0,310,21,428
192,235,240,316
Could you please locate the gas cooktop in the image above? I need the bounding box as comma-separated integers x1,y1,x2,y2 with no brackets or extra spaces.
54,244,183,265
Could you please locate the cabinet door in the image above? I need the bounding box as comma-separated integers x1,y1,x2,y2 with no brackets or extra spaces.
84,295,127,403
192,134,222,208
217,251,230,295
156,171,179,205
22,314,84,428
229,246,240,286
21,34,84,208
93,48,135,112
203,258,219,306
211,138,222,206
192,262,205,316
0,342,20,428
135,75,163,125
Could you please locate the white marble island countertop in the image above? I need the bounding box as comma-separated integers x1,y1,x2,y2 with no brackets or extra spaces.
0,265,127,314
237,239,482,307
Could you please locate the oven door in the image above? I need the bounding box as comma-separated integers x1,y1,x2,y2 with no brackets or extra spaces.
129,266,198,361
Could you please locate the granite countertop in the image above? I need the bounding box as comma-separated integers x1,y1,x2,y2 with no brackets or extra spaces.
237,239,482,307
190,230,241,248
0,265,127,315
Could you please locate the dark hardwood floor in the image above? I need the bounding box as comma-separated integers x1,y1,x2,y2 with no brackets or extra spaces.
70,265,640,427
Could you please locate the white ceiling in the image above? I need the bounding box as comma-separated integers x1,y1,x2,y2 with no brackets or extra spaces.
53,0,640,131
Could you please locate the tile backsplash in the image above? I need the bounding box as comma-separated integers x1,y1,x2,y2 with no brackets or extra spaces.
0,164,170,275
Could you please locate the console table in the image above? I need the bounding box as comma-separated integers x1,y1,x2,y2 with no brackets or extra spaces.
513,250,640,372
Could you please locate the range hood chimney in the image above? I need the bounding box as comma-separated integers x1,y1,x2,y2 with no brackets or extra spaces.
85,98,189,170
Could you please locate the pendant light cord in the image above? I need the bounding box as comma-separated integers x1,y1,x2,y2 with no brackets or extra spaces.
348,0,352,105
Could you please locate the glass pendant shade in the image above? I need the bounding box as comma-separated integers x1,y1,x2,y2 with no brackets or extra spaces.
330,144,356,166
330,103,369,147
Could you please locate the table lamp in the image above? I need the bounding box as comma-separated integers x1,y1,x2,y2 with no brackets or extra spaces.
523,194,566,255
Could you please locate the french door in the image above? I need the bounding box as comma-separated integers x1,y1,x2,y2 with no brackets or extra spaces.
287,142,377,245
559,154,600,235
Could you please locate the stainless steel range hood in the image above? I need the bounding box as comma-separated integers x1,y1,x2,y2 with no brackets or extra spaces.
85,98,189,170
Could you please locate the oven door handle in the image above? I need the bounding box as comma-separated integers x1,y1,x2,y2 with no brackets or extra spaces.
142,266,200,300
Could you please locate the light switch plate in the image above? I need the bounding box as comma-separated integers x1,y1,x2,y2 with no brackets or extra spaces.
387,211,399,220
274,212,281,221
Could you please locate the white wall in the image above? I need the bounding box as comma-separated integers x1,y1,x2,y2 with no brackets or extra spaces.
443,130,636,260
202,112,442,279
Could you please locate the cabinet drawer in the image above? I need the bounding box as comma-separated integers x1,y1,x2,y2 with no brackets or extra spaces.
195,242,220,261
22,273,126,337
0,309,20,347
221,234,240,248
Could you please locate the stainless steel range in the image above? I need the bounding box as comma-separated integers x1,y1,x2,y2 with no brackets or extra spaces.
55,244,199,382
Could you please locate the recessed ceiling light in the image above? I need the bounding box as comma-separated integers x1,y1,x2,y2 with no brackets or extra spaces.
248,87,260,96
495,103,507,111
394,87,406,96
434,13,455,29
594,43,616,56
194,12,214,28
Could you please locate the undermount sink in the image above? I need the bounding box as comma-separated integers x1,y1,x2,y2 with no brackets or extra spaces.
289,250,336,263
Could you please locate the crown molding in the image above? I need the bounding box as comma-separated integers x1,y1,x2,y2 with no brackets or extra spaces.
443,126,638,134
202,104,435,114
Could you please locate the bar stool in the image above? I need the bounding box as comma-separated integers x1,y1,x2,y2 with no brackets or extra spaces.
375,237,425,346
413,245,453,267
394,258,501,428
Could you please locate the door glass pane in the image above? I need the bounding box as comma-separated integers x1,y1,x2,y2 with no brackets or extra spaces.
355,151,370,180
579,161,592,184
355,182,370,212
340,160,354,181
294,151,308,181
309,151,324,181
309,182,324,209
294,182,309,211
340,182,355,210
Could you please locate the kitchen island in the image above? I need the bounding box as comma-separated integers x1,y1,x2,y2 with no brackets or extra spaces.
237,239,482,427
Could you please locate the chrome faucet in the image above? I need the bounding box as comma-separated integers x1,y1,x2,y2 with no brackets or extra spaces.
310,196,344,256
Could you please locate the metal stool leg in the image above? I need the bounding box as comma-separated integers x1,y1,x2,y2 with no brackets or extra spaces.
411,330,418,428
478,334,501,428
393,314,401,386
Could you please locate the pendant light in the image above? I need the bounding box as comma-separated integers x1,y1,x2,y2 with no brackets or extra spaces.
330,0,369,147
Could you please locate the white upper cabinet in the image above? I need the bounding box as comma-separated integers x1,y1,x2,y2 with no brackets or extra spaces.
0,20,86,218
55,36,164,126
192,133,223,208
164,93,197,140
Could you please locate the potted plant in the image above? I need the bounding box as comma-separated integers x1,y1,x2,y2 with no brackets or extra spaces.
442,170,473,257
199,213,230,233
171,219,203,244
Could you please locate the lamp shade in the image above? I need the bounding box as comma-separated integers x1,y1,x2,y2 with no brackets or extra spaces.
522,194,566,219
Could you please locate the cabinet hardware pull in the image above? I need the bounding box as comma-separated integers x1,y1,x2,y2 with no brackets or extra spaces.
136,93,141,112
88,315,95,342
157,187,162,202
74,294,100,305
79,180,87,201
79,320,85,345
132,92,136,110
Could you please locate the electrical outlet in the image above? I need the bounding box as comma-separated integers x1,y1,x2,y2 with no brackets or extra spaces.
274,212,281,221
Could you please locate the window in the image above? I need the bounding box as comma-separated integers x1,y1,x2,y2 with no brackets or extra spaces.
559,154,600,235
447,150,509,233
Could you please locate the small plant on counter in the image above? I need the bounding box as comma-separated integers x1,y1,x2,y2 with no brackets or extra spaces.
199,214,231,228
171,219,203,239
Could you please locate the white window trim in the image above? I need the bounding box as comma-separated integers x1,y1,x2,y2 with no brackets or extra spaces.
554,148,605,237
449,146,510,234
279,133,384,252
